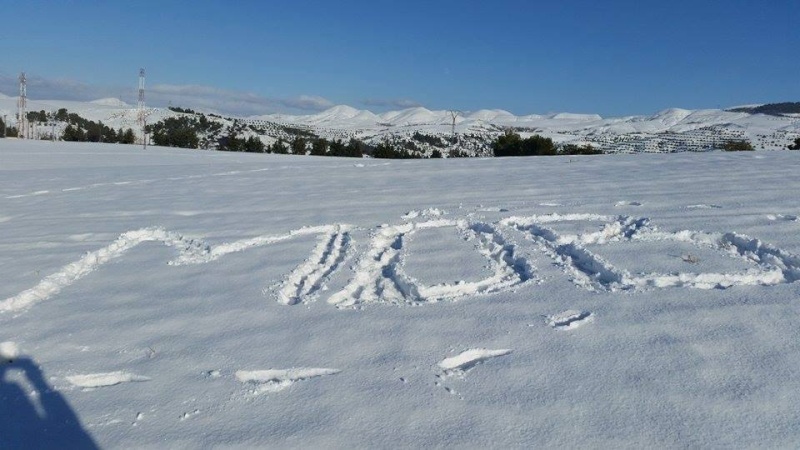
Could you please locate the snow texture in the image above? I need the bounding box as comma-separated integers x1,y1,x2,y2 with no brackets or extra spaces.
4,139,800,447
66,372,150,389
236,368,341,394
437,349,513,375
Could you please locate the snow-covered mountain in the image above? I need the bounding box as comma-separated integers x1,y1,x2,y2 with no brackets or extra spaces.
1,95,799,154
252,104,799,153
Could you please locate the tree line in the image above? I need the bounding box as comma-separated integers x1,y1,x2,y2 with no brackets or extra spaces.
61,109,136,144
729,102,800,116
491,131,601,157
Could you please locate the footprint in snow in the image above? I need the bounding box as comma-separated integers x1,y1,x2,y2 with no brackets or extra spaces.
546,310,593,331
434,349,512,399
66,371,150,389
437,348,512,378
235,368,340,394
767,214,799,222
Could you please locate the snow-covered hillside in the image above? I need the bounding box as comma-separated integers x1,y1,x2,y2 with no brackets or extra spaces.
248,104,800,152
2,95,799,155
3,139,800,447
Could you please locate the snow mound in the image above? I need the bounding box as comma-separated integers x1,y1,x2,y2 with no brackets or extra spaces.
0,341,19,359
67,371,150,388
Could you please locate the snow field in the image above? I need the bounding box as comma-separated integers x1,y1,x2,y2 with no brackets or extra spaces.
4,140,800,447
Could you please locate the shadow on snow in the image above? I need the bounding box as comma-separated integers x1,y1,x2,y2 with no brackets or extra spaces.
1,356,98,449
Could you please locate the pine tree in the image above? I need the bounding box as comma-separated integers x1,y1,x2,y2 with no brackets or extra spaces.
291,136,307,154
244,136,265,152
492,131,556,157
328,139,345,156
121,129,136,144
311,137,328,156
104,127,117,143
271,139,288,154
344,138,364,157
62,124,87,142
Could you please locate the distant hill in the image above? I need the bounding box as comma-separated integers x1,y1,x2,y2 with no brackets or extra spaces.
2,94,799,155
728,102,800,116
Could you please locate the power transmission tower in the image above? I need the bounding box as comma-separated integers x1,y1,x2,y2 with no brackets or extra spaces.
17,72,28,139
137,68,147,149
448,110,461,137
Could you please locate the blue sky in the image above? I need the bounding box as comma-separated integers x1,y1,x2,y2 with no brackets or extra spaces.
0,0,797,117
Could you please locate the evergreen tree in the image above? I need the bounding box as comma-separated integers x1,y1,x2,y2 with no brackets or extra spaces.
290,136,307,154
243,136,265,152
103,127,118,143
62,124,86,142
328,139,346,156
492,131,556,157
788,138,800,150
721,140,754,151
343,138,365,157
0,116,5,138
85,122,103,142
522,134,557,155
121,128,136,144
311,137,328,156
492,130,523,157
271,139,289,154
371,141,421,159
27,110,47,123
150,117,200,148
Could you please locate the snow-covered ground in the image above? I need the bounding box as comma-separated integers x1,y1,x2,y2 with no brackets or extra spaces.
3,139,800,447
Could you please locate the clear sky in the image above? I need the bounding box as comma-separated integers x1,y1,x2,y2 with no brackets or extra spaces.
0,0,797,117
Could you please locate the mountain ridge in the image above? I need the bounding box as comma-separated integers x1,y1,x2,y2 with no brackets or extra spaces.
1,96,798,154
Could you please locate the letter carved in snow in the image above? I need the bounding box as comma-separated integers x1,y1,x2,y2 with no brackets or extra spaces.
3,212,800,315
327,219,536,307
